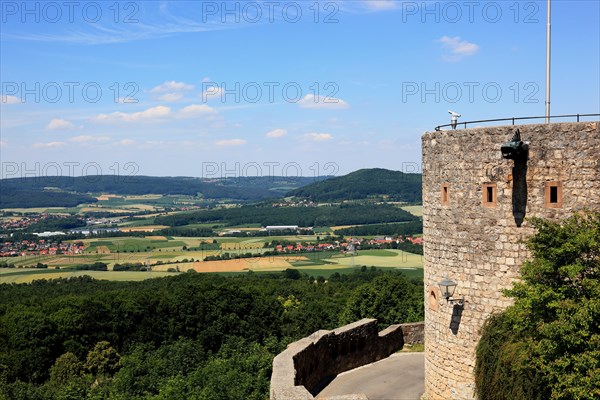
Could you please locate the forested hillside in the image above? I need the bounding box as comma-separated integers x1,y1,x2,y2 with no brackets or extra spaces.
1,169,423,208
0,175,327,207
287,168,422,202
334,221,423,236
0,269,423,399
0,189,98,209
155,203,419,227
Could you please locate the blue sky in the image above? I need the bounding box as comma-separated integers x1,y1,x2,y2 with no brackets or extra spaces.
1,0,599,178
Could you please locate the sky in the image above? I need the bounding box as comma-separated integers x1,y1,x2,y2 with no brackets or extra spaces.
1,0,599,179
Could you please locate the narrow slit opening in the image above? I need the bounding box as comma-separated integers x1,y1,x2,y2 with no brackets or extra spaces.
550,186,558,203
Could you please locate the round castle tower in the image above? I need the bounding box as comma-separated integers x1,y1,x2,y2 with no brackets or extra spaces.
421,121,600,399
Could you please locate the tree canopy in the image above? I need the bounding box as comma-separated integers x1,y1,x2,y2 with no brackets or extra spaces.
0,268,423,399
286,168,422,203
155,203,418,228
475,212,600,400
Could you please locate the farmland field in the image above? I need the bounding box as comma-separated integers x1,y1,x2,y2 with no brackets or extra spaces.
119,225,170,232
325,249,423,268
1,234,423,283
0,269,178,284
401,205,423,217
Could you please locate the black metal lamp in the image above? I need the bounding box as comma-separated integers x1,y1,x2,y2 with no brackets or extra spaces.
438,277,464,305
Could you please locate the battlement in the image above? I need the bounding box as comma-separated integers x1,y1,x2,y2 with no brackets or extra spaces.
270,319,424,400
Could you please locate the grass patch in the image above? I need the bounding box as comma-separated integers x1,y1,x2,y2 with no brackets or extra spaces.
401,343,424,352
0,270,178,284
401,205,423,217
327,250,423,269
357,249,398,257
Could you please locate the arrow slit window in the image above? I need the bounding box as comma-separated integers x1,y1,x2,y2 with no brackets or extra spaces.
482,183,497,207
545,181,563,208
441,183,450,205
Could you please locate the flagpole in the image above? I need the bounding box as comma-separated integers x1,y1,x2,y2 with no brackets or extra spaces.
545,0,551,123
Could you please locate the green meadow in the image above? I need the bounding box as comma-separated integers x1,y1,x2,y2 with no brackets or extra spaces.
1,235,423,283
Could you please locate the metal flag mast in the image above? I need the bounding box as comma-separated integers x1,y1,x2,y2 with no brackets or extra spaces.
545,0,551,123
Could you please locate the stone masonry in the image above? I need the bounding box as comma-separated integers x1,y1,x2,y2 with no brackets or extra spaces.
270,319,424,400
422,121,600,399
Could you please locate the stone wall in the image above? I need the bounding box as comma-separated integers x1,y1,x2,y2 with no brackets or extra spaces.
270,319,424,400
422,121,600,399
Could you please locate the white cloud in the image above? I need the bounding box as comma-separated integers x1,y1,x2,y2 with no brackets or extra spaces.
265,128,287,138
363,0,398,10
437,36,480,61
70,135,111,143
1,95,22,104
150,81,194,93
32,141,66,149
46,118,76,130
157,93,185,102
215,139,247,146
91,106,171,123
0,141,6,148
298,94,350,109
303,132,334,142
116,97,139,104
179,104,218,117
149,81,194,102
116,139,135,146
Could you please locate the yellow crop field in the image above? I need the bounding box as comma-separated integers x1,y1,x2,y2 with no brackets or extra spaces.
96,246,111,254
124,195,163,200
183,256,309,273
220,241,265,250
95,195,120,201
120,225,169,232
330,225,359,231
401,205,423,217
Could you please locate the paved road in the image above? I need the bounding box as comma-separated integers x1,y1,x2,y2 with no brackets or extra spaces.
316,353,424,400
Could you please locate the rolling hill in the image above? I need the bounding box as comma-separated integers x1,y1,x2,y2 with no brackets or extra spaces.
0,175,328,208
0,169,423,208
286,168,422,202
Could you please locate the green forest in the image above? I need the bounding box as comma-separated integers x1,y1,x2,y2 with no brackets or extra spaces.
154,203,419,228
0,169,423,208
334,221,423,236
0,268,424,400
286,168,422,203
0,175,324,207
0,190,98,209
24,216,87,232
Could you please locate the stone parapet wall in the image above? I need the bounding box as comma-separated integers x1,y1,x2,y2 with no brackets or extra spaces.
399,322,425,345
270,319,424,400
422,121,600,399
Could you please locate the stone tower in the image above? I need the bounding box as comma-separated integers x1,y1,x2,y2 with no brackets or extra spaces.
421,121,600,399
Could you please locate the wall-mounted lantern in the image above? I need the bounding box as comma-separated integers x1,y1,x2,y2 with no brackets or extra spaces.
438,277,464,306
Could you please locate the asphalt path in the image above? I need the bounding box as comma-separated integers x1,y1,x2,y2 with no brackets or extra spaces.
317,352,424,400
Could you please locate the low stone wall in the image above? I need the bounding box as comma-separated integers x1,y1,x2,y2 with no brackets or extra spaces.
270,319,425,400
